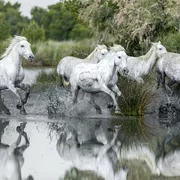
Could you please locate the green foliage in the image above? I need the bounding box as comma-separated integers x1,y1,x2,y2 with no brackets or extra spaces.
31,2,90,41
69,23,91,40
157,32,180,53
0,13,10,41
29,39,94,67
36,70,60,85
0,1,29,36
21,20,45,43
78,0,180,55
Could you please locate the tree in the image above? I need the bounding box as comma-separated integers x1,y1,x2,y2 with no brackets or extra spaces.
31,2,90,41
69,23,90,40
78,0,180,54
0,13,10,41
21,20,45,43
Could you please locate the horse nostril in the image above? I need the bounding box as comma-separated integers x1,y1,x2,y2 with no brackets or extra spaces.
123,68,129,74
29,55,34,60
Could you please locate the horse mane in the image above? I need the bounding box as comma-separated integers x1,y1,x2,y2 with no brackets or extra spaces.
85,44,107,61
1,35,27,58
110,44,125,52
138,45,155,61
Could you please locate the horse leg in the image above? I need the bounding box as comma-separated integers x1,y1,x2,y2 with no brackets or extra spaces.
0,91,11,115
7,84,27,115
110,85,122,99
89,94,102,114
16,83,31,106
97,127,119,162
100,84,120,113
71,85,80,104
156,72,162,89
108,85,121,108
161,72,166,91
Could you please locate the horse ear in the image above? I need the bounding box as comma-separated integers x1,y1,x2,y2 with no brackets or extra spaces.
158,41,161,44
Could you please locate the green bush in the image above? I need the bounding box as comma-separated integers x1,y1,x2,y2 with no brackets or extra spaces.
158,32,180,53
21,20,45,43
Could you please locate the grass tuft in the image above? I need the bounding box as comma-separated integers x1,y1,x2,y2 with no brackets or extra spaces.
117,74,156,116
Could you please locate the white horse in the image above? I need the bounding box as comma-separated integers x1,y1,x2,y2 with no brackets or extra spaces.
69,48,128,113
0,36,34,115
57,45,108,86
156,51,180,91
57,128,128,180
118,42,167,84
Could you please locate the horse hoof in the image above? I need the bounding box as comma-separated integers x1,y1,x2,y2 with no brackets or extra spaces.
16,104,21,109
108,103,114,109
20,109,27,115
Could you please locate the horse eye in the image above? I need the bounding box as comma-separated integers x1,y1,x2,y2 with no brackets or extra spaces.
159,48,162,50
118,56,121,59
102,53,105,55
21,45,24,48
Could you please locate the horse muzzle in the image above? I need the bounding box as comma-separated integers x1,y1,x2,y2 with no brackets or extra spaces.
28,55,35,62
122,68,129,75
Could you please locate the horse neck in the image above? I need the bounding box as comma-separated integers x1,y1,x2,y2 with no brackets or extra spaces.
99,54,116,79
142,46,157,72
85,48,99,63
7,45,22,68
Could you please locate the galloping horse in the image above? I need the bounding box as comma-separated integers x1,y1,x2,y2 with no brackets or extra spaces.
156,51,180,92
69,49,128,113
57,45,108,86
0,36,34,115
118,42,167,84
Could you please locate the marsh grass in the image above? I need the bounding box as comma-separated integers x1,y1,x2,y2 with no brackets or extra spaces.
23,39,95,67
34,71,157,116
117,74,156,116
35,70,60,85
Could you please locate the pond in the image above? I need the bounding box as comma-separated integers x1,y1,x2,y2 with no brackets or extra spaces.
0,68,180,180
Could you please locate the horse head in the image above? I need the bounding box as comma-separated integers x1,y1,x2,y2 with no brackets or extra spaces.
151,41,167,58
2,35,35,62
15,36,35,62
110,45,128,75
94,44,109,62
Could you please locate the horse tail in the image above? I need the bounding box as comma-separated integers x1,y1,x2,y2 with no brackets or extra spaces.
62,76,70,87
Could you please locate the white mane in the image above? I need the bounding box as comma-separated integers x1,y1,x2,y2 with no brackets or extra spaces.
1,35,27,58
110,44,125,52
85,44,107,61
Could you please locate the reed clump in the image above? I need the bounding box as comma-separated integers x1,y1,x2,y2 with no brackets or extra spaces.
24,39,95,67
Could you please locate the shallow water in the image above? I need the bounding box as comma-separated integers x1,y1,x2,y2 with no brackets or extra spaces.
0,114,180,180
0,69,180,180
23,68,54,85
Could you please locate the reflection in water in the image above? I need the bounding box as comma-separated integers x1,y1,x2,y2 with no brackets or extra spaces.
56,126,128,180
0,116,180,179
0,122,30,180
